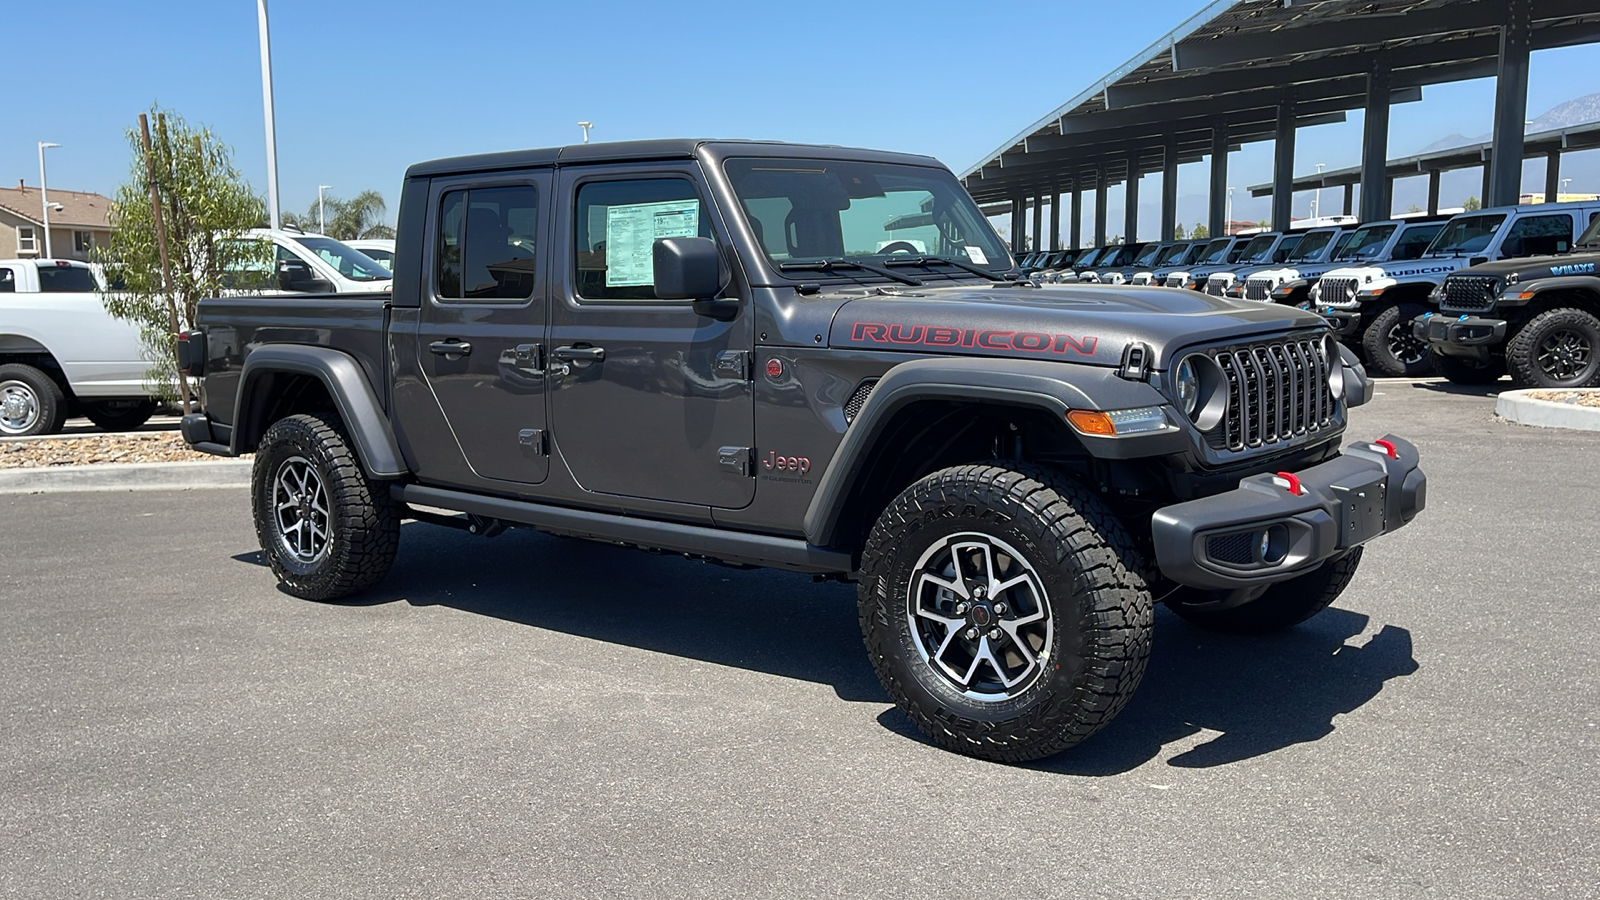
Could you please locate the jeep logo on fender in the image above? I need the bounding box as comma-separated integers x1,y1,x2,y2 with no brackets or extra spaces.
849,322,1098,357
763,450,811,476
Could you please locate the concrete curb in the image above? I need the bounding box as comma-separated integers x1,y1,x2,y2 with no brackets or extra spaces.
0,459,252,494
1496,389,1600,432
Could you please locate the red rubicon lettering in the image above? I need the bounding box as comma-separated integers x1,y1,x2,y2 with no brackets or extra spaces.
852,322,888,341
977,330,1014,349
1053,334,1098,355
888,324,925,343
925,326,961,345
847,320,1100,358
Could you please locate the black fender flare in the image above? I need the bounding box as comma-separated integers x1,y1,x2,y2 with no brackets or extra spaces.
1504,276,1600,307
234,345,407,479
801,357,1180,548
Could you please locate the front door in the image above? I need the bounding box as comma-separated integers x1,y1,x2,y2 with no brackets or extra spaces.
548,165,755,509
416,171,552,485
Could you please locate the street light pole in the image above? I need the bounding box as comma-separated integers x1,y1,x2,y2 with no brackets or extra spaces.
318,185,332,234
258,0,281,230
1225,186,1234,235
577,121,592,143
38,142,60,259
1313,162,1325,219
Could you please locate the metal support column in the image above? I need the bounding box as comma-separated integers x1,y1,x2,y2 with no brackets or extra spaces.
1093,168,1108,247
1161,138,1178,240
1209,127,1228,238
1359,62,1392,222
1049,188,1061,251
1124,165,1140,243
1343,184,1354,217
1031,195,1044,253
1489,0,1532,208
1544,151,1561,203
1427,170,1441,215
1272,100,1296,231
1010,197,1024,253
1482,160,1493,204
1070,187,1082,250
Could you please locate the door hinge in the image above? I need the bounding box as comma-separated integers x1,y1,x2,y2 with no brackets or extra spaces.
519,428,547,456
717,445,754,476
715,350,752,380
513,343,544,372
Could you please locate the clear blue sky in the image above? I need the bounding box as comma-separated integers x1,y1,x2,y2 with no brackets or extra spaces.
5,0,1597,236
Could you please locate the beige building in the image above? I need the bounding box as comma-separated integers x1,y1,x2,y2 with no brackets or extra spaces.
0,181,115,261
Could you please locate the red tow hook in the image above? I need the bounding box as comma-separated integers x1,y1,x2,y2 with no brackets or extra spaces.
1272,472,1305,496
1371,439,1400,459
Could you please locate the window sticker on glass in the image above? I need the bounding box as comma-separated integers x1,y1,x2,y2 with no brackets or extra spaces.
605,199,701,286
965,245,989,266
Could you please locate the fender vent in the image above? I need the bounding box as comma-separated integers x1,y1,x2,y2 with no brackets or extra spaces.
844,379,878,424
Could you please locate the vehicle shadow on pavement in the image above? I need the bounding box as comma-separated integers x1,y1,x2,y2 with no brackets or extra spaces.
347,524,886,701
1409,379,1505,397
1028,606,1419,775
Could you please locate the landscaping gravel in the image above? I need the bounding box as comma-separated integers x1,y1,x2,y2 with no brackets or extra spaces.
0,432,243,468
1527,388,1600,407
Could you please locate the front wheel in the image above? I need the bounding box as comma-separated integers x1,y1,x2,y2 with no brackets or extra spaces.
1361,303,1434,377
0,363,67,437
858,464,1153,762
1506,308,1600,388
1166,547,1363,635
252,412,400,601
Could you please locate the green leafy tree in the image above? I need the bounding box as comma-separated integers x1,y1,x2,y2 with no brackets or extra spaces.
1406,204,1423,214
98,106,268,406
1173,223,1186,239
1191,223,1210,239
1463,196,1481,212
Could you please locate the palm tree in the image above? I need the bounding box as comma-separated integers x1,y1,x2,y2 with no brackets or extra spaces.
326,190,393,240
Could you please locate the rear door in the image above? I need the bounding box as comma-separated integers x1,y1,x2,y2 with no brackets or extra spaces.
547,163,755,509
415,171,552,485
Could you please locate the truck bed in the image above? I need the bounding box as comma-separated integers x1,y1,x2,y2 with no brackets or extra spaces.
195,293,391,428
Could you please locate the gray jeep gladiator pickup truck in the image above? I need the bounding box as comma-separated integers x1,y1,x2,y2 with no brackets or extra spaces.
179,139,1427,762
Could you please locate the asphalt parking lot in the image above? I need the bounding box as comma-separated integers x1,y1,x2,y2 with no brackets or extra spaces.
2,380,1596,899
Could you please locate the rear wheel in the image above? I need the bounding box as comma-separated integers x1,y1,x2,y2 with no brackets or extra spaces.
1506,308,1600,388
252,412,400,601
1436,354,1505,385
0,364,66,437
1166,548,1363,635
1361,303,1433,377
83,399,158,432
858,464,1153,762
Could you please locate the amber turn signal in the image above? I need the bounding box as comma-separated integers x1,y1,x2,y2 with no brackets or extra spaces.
1066,409,1117,436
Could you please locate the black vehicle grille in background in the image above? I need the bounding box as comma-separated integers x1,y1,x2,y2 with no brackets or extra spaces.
1245,278,1272,301
1164,274,1186,288
1439,275,1500,312
1206,531,1256,566
1205,278,1228,296
1207,336,1337,452
1318,276,1360,307
844,379,878,424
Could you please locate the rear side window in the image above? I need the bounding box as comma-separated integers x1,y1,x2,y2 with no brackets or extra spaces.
436,185,539,301
1500,214,1573,257
36,265,97,292
574,178,709,301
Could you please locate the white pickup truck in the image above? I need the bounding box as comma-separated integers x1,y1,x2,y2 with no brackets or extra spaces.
0,259,158,436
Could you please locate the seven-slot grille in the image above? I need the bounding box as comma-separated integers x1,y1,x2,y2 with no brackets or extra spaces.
1439,274,1500,313
1317,276,1360,307
1207,336,1337,452
1244,277,1273,301
1204,277,1229,296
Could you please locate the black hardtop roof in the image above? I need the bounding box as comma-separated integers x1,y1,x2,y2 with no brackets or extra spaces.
405,139,944,179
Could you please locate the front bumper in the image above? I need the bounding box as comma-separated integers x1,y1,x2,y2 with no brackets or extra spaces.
1151,434,1425,590
1319,307,1362,337
1414,313,1508,360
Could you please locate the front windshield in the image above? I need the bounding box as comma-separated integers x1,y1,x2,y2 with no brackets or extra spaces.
1428,214,1507,256
1073,248,1102,266
291,236,392,281
724,157,1011,273
1335,224,1397,261
1199,238,1232,264
1579,215,1600,248
1131,243,1164,267
1153,242,1189,266
1238,234,1278,263
1288,230,1335,262
1100,244,1137,267
1179,242,1210,264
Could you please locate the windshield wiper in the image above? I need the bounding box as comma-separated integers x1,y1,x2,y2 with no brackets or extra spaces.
778,258,923,286
880,255,1009,281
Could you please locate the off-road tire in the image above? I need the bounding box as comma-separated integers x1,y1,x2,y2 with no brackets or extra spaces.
1361,303,1434,377
1505,307,1600,389
83,399,158,432
858,463,1153,762
252,412,400,601
0,363,67,437
1435,354,1505,386
1166,547,1363,635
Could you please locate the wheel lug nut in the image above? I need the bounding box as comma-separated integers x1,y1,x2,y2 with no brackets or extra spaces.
994,603,1007,615
954,602,969,614
987,627,1002,640
964,627,977,640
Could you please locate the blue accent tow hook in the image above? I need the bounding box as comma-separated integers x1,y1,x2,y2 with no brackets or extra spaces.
1459,315,1469,322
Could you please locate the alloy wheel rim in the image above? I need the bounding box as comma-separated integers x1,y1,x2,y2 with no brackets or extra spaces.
273,456,331,563
0,381,41,435
1387,322,1428,365
1535,328,1593,382
905,532,1053,702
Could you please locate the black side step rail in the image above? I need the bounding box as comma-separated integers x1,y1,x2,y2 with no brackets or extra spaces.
392,484,853,576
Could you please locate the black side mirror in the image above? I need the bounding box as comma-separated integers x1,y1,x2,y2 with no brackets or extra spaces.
653,236,738,319
278,259,313,289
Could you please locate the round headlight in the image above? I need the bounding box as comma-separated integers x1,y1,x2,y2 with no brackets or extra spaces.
1175,357,1200,417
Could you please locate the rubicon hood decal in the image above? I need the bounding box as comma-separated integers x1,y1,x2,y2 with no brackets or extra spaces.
849,322,1097,357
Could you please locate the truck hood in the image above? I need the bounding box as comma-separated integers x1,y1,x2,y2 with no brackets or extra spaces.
828,282,1325,369
1447,250,1600,281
